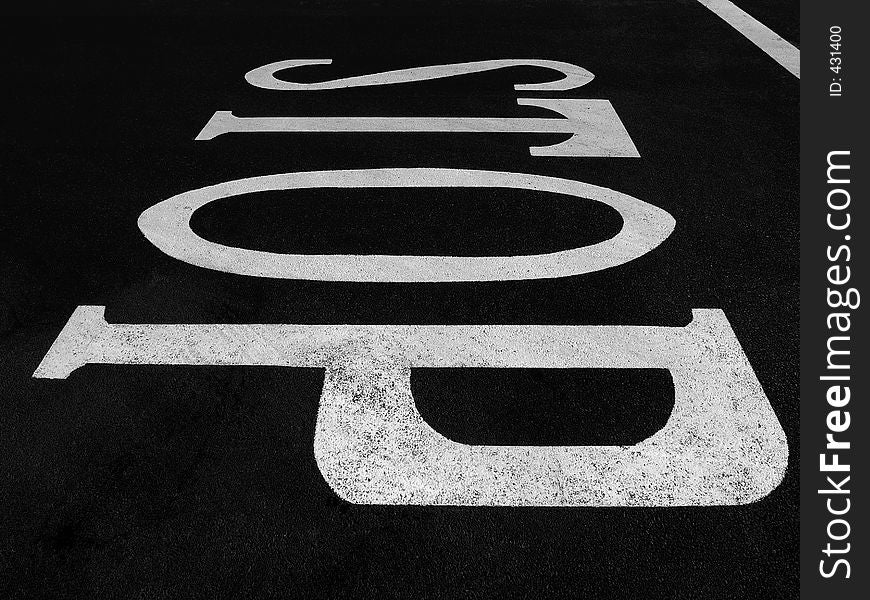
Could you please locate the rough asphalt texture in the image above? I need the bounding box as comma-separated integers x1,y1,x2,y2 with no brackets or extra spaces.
1,1,798,598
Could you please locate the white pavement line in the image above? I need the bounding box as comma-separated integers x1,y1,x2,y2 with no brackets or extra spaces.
695,0,800,78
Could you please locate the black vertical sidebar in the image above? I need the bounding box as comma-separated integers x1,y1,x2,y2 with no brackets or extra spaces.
800,1,867,597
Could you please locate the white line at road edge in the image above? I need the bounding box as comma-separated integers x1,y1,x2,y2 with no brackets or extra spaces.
696,0,800,78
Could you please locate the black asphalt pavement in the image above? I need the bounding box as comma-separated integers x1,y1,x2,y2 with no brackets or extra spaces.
1,2,798,598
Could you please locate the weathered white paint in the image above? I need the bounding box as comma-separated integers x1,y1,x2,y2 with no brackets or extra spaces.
245,58,594,92
33,306,788,507
195,99,640,158
695,0,799,78
137,169,673,282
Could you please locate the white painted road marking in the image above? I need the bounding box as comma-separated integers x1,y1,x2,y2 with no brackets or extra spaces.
137,169,673,282
33,306,788,506
195,99,640,158
696,0,799,78
245,58,595,92
32,43,792,508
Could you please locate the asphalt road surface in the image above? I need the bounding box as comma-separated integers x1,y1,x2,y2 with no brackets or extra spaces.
1,1,799,598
